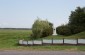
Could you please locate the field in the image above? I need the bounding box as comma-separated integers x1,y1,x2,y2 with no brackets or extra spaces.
0,29,85,51
0,29,31,49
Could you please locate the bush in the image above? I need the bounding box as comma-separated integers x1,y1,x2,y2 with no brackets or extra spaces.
32,19,53,39
56,25,72,36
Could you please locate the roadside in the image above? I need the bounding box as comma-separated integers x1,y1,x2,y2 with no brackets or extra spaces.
0,51,85,55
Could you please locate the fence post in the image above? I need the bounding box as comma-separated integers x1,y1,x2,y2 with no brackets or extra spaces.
27,41,28,45
32,39,34,46
52,38,53,45
18,39,20,45
63,38,64,45
42,39,43,45
76,38,78,45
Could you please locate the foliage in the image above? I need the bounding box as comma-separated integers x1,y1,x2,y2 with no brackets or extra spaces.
56,7,85,35
69,7,85,34
32,19,53,39
56,25,72,36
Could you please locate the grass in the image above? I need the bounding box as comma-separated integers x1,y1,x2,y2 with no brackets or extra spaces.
43,31,85,39
0,29,85,51
0,45,85,51
0,29,32,48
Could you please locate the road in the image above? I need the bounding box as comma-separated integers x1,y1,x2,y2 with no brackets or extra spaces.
0,51,85,55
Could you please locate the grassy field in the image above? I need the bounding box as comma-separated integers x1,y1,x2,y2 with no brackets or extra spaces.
0,29,85,51
0,29,32,48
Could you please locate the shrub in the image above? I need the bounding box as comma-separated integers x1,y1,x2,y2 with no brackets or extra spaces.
70,25,85,34
56,25,72,36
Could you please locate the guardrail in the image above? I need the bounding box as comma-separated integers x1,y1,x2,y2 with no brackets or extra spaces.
18,38,85,46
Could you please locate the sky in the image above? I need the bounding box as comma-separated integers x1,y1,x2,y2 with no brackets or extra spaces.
0,0,85,28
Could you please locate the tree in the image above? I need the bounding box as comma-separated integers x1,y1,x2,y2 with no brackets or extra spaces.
32,18,53,39
56,7,85,36
68,7,85,34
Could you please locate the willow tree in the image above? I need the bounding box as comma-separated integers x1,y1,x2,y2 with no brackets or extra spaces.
32,19,53,39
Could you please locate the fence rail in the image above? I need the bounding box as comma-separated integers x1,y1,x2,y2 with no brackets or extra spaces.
18,38,85,46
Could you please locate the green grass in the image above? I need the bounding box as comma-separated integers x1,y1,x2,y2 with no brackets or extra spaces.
0,29,85,51
0,29,32,48
0,45,85,51
43,31,85,39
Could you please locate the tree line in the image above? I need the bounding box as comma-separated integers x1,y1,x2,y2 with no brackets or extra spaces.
0,28,31,30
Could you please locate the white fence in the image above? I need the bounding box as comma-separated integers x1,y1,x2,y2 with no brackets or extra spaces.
18,39,85,46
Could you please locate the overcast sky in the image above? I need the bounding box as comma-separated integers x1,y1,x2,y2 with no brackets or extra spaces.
0,0,85,28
